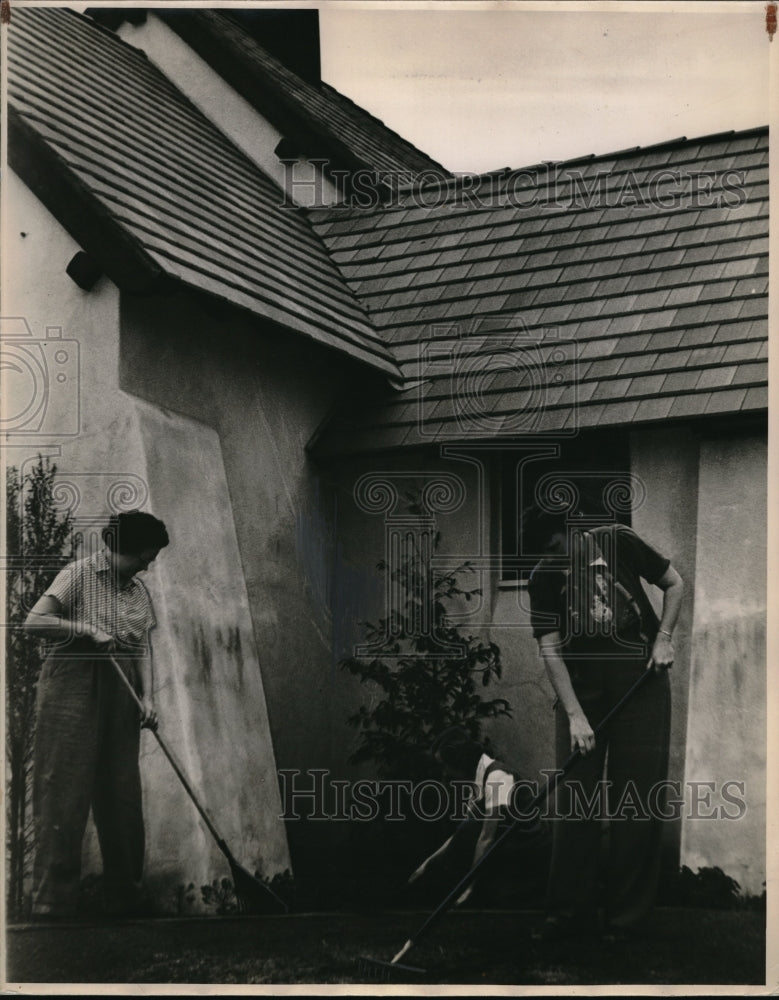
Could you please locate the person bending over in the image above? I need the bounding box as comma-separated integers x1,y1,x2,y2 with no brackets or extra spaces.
524,504,682,941
408,726,539,904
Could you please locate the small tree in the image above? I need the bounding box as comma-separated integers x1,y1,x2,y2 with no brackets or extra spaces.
6,457,73,918
341,493,511,781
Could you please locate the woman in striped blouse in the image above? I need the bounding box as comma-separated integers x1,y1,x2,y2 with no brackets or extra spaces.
25,510,169,920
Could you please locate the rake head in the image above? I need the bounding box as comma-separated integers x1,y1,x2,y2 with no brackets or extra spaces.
357,956,427,982
228,857,289,915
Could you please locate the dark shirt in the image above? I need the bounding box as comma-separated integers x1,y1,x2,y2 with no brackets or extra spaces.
527,524,670,663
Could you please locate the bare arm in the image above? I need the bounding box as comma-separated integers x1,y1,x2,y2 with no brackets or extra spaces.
408,783,482,884
538,631,595,755
649,564,683,672
135,643,158,729
455,815,502,904
24,594,115,650
408,834,454,884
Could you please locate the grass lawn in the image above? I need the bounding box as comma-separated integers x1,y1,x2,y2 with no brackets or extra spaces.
6,906,766,986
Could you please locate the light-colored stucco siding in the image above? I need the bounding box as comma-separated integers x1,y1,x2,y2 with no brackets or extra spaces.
630,426,700,864
3,171,290,908
118,290,360,784
116,14,341,207
681,433,767,896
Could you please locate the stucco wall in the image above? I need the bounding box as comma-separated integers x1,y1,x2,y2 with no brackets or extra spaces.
116,14,341,207
681,431,766,896
4,171,290,906
329,425,767,899
118,290,372,785
632,424,767,895
329,446,535,776
132,401,290,899
630,426,700,865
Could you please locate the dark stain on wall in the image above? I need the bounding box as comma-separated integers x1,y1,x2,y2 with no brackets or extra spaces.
227,626,244,689
194,623,212,683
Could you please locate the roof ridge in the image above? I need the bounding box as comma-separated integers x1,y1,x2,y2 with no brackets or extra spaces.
307,124,769,220
453,123,769,185
166,9,449,179
319,80,450,175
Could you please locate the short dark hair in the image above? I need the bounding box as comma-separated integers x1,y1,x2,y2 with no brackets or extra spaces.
430,726,483,774
103,511,169,555
520,503,570,554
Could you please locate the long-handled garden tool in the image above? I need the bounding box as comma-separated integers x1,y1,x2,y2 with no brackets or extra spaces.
360,665,657,980
109,655,288,915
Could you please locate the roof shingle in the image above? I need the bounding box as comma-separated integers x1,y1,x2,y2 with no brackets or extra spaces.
8,7,400,377
309,127,768,456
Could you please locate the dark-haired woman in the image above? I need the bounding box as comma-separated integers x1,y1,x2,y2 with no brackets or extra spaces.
25,510,169,919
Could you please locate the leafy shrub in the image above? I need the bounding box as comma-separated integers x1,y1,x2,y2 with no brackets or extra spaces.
341,492,511,782
6,457,74,919
200,869,295,915
664,865,764,910
201,877,238,915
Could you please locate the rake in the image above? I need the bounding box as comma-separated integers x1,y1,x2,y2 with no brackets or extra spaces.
360,665,656,981
109,655,288,915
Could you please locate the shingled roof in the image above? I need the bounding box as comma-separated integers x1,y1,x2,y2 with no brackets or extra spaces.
7,7,399,378
155,9,450,181
309,127,768,457
7,6,767,452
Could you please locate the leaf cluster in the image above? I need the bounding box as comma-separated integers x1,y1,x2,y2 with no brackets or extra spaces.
6,457,74,756
200,877,238,915
6,456,74,917
341,493,511,781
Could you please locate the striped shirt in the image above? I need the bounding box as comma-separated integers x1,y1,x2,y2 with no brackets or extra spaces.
44,549,156,650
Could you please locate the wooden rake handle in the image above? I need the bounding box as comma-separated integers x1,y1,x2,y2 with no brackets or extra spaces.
400,664,657,955
109,655,226,849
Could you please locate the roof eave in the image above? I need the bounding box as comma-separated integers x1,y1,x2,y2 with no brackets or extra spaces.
8,105,163,294
311,402,768,463
9,67,399,382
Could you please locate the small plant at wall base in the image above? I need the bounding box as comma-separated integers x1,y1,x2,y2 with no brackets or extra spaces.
662,865,766,911
341,492,511,782
6,457,74,919
199,870,294,916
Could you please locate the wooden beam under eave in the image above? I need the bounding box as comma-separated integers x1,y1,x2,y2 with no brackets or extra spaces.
7,105,164,295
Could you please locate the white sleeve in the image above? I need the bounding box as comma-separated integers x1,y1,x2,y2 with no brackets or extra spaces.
483,768,514,812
